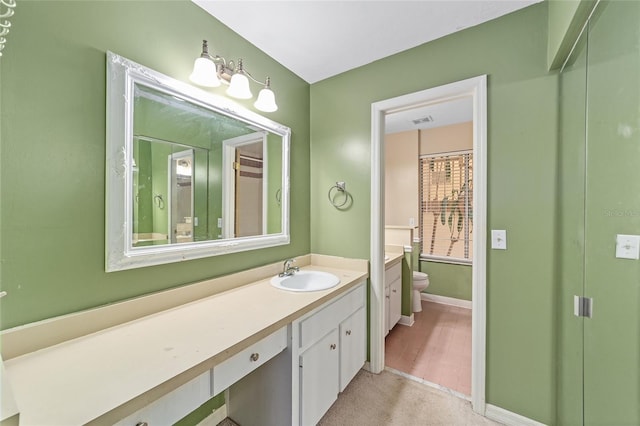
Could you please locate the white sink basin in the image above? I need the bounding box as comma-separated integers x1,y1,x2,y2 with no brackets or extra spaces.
270,270,340,292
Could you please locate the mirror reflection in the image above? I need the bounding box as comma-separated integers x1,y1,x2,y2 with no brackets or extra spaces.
131,83,282,248
105,52,290,271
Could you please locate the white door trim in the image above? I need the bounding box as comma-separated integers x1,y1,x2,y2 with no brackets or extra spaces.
222,131,268,238
370,75,487,414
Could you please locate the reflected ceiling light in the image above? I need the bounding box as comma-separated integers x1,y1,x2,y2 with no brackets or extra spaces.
189,40,278,113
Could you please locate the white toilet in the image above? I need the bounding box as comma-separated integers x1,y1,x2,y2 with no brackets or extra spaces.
412,271,430,312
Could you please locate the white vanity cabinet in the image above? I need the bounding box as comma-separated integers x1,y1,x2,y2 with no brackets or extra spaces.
339,306,366,391
385,262,402,334
299,329,340,425
294,281,366,426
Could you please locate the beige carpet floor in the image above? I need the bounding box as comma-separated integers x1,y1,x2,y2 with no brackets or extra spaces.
318,369,503,426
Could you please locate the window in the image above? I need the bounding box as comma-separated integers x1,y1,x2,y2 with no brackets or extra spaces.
420,151,473,263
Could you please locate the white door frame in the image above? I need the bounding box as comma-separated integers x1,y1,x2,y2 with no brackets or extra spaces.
222,132,268,239
167,149,195,244
370,75,487,414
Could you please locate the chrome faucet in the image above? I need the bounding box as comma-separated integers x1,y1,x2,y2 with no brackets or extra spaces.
279,258,299,277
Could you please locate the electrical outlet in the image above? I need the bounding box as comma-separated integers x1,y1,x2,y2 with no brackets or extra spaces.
491,230,507,250
409,217,415,227
217,218,222,228
615,234,640,260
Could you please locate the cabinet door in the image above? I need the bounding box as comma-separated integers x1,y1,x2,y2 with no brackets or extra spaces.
384,285,390,335
339,307,366,392
389,278,402,330
299,329,339,426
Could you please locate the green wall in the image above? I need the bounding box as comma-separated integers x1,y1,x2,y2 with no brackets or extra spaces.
0,0,310,329
547,0,598,70
420,261,472,301
557,3,640,424
556,17,588,426
310,3,558,423
580,3,640,423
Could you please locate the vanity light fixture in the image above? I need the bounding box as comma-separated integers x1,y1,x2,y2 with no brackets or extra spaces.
189,40,278,113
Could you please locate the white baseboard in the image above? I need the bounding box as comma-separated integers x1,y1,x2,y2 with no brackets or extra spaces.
421,293,472,309
398,314,414,326
197,404,228,426
485,404,547,426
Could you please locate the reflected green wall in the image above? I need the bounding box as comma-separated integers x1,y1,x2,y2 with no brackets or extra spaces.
310,3,557,423
0,0,310,329
266,133,283,234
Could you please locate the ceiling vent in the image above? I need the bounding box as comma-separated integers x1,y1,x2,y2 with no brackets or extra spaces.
412,115,434,125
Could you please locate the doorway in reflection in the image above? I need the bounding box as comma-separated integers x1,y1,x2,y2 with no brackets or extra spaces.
169,149,194,244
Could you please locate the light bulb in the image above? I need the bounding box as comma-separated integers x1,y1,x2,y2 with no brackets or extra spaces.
227,73,252,99
189,57,220,87
254,87,278,112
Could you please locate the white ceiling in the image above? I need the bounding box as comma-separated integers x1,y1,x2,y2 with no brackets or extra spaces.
385,96,473,134
192,0,541,84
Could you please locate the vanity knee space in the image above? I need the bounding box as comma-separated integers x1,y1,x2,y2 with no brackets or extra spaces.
226,280,367,426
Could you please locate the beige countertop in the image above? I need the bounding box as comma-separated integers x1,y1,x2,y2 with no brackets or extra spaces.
385,244,405,268
384,252,404,268
3,255,368,425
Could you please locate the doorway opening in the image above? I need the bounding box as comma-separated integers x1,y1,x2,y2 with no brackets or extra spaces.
168,149,195,244
384,96,474,397
370,75,487,414
222,132,267,238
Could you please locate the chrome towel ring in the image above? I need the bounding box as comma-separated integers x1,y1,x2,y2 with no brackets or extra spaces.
328,181,349,208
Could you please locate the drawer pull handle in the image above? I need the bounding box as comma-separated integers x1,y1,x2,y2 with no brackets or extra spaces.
392,289,397,293
330,343,337,350
250,353,260,362
136,423,149,426
346,330,352,336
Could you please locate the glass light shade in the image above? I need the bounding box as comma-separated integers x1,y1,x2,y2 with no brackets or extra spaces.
227,73,252,99
254,87,278,112
189,57,220,87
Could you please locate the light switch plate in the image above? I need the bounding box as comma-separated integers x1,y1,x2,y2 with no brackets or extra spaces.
491,230,507,250
615,234,640,260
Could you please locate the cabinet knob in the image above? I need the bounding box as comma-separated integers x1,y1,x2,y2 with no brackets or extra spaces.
330,343,337,350
392,289,397,293
250,352,260,362
346,330,352,336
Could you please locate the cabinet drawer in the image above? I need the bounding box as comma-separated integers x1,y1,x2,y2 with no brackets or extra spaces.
299,283,365,349
114,370,211,426
212,326,287,395
385,263,401,286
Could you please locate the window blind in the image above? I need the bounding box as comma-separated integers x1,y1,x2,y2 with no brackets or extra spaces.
419,151,473,262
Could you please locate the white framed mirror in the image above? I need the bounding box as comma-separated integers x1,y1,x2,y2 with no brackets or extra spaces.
106,52,290,271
